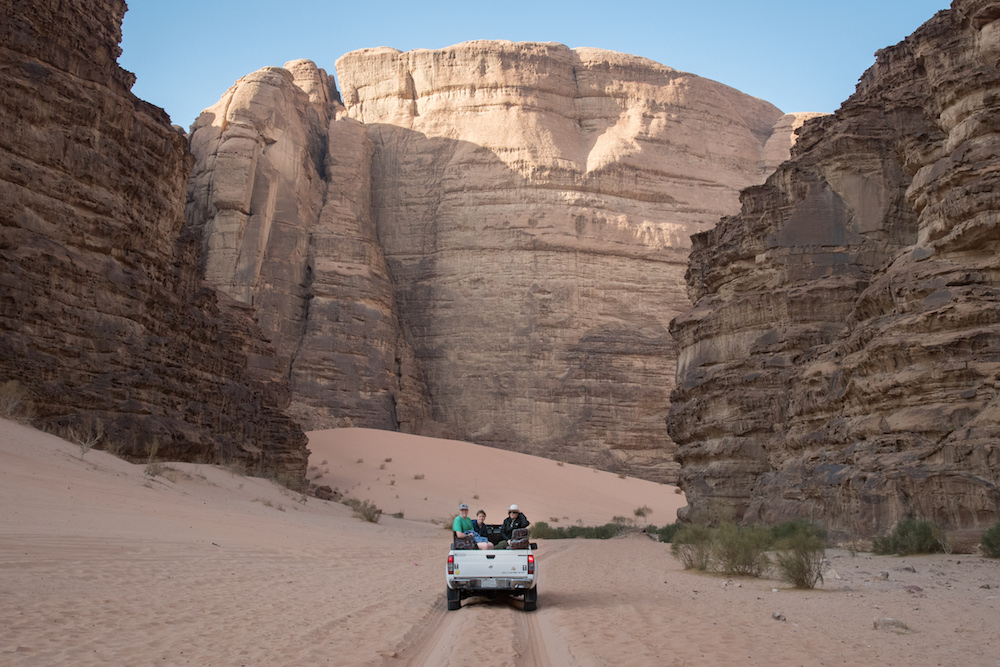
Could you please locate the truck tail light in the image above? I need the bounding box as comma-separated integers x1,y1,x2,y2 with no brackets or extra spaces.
447,554,455,575
527,554,535,575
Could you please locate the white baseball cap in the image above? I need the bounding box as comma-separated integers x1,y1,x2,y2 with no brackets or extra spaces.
508,504,519,511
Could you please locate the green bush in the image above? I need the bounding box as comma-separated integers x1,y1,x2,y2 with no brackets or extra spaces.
980,522,1000,558
530,521,630,540
670,524,715,570
530,521,558,539
651,522,682,543
713,523,771,576
769,519,827,543
773,533,826,588
872,519,946,555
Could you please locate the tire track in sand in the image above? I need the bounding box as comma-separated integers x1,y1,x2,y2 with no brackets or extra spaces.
378,603,465,666
513,541,579,666
380,540,581,666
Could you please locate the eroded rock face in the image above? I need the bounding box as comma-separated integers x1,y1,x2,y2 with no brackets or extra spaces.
670,0,1000,538
191,42,803,480
328,42,794,480
186,60,437,435
0,0,308,477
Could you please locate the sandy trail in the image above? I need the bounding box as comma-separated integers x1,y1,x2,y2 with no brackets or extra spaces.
3,419,999,666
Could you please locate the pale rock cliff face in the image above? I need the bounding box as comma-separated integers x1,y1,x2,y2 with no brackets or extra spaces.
187,61,436,433
0,0,308,476
670,0,1000,538
330,42,796,480
190,41,802,482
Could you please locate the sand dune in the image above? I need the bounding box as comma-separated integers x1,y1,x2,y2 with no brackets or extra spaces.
305,428,687,527
2,418,999,666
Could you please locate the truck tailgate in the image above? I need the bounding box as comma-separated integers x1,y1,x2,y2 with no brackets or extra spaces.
450,550,532,580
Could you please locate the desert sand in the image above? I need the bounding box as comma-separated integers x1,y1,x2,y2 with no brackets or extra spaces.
2,418,998,666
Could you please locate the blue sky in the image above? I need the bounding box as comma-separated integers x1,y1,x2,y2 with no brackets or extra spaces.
120,0,950,130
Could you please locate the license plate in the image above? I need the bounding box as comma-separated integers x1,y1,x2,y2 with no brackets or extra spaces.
480,579,499,589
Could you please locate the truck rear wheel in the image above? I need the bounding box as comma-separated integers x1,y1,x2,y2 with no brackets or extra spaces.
446,586,461,610
523,586,537,611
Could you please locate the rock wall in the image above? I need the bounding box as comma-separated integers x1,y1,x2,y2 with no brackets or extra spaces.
0,0,308,477
191,41,802,481
669,0,1000,538
186,60,437,435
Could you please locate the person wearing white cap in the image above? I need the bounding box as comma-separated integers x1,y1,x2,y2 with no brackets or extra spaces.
497,504,531,548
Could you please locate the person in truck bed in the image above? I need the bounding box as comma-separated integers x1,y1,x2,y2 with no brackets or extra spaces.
453,503,492,549
473,510,489,540
496,504,530,549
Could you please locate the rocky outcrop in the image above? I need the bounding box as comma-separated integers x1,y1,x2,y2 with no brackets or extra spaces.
186,60,437,434
0,0,308,477
190,42,802,481
669,0,1000,539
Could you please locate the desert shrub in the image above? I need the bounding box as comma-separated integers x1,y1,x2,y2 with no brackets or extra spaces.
67,421,104,459
530,521,558,539
634,505,652,520
670,524,715,570
103,438,130,459
769,519,827,543
873,519,946,555
275,472,307,493
345,498,382,523
773,533,826,588
651,522,683,543
530,521,630,540
979,523,1000,558
0,380,33,420
713,523,771,576
144,461,166,478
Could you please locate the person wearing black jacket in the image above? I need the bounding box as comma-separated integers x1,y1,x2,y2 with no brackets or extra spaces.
497,504,530,548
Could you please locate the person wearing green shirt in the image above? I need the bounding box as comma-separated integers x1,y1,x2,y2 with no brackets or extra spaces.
453,503,493,549
453,503,474,538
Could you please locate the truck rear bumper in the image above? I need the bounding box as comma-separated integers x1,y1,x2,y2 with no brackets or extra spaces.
450,578,534,591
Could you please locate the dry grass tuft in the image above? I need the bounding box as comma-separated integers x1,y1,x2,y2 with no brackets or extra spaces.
0,380,34,421
68,421,104,459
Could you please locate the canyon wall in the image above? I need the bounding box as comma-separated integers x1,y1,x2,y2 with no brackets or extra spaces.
0,0,308,477
669,0,1000,538
191,42,805,481
186,59,437,436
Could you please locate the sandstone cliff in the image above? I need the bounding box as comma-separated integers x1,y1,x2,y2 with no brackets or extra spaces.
670,0,1000,538
0,0,308,477
186,60,437,435
190,42,802,481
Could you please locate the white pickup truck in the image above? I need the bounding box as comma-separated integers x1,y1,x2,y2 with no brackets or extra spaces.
445,529,538,611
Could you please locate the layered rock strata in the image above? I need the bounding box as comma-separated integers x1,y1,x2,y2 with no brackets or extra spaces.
670,0,1000,538
0,0,308,477
186,60,436,434
191,42,803,481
